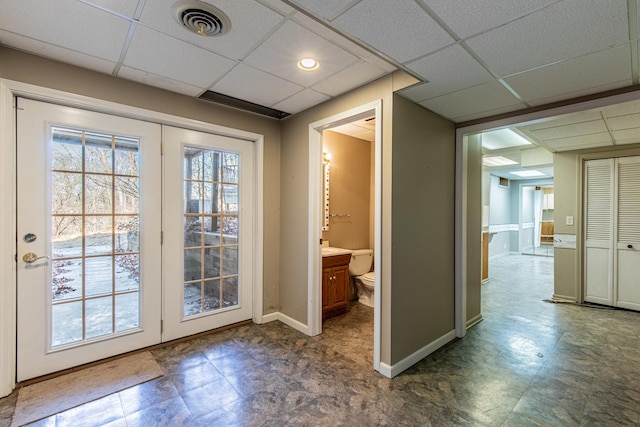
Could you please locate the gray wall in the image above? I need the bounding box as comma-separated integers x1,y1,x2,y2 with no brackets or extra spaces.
321,131,372,251
279,73,406,365
390,94,455,364
488,175,512,258
0,46,283,314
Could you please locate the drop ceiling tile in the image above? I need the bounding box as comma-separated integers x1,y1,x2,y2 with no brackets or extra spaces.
612,128,640,143
363,53,397,73
292,12,372,59
399,82,431,103
80,0,139,18
118,66,204,97
606,113,640,131
519,111,604,132
124,26,236,88
288,0,357,20
0,0,130,61
256,0,295,15
331,0,455,63
406,44,494,100
243,20,358,87
544,133,612,150
0,30,117,75
529,120,608,141
213,63,304,107
466,0,629,77
605,101,640,117
423,0,558,39
272,89,330,114
418,81,524,122
505,45,632,106
138,0,285,59
312,61,385,96
331,123,367,136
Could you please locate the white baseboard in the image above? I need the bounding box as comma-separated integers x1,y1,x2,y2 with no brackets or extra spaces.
552,294,577,303
381,330,456,378
378,362,392,378
466,313,483,329
272,312,310,335
260,312,279,324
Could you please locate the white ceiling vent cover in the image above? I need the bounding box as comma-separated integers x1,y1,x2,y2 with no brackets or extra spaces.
172,0,231,36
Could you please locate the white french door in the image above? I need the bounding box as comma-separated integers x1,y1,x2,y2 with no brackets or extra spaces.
16,98,162,381
162,126,254,341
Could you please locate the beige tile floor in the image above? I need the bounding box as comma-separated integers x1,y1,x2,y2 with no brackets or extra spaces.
2,254,640,426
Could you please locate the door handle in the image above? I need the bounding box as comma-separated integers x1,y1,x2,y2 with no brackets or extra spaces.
628,244,634,249
23,253,50,264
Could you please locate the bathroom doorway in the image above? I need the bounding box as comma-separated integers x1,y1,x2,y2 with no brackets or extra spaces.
307,100,382,372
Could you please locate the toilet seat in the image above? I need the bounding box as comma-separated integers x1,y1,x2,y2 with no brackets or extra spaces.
360,272,375,286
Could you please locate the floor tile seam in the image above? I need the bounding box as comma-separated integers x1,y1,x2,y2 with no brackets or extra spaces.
122,395,193,426
491,373,539,427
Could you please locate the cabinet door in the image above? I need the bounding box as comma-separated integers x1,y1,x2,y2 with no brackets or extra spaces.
332,266,349,307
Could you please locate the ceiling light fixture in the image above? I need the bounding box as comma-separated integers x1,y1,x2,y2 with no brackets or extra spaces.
297,58,319,71
511,170,546,177
483,156,518,167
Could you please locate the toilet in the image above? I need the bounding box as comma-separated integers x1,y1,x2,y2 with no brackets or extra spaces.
348,249,375,307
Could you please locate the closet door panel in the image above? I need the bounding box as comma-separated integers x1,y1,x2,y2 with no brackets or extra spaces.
584,159,614,305
615,156,640,310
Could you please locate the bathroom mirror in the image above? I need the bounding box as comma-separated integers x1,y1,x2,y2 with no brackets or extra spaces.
322,160,330,231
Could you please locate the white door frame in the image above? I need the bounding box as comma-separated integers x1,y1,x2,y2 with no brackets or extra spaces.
0,79,264,396
307,100,382,372
455,89,640,335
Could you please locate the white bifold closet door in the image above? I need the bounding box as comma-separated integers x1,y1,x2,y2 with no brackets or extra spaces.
584,156,640,310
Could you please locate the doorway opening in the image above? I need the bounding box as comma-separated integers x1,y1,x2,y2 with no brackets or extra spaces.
307,100,382,373
457,90,640,330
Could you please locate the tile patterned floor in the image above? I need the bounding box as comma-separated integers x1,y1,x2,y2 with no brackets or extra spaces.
2,254,640,426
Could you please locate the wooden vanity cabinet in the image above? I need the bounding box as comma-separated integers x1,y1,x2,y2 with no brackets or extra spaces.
322,254,351,320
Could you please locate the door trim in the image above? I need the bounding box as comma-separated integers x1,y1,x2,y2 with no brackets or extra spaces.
307,100,383,373
0,79,264,396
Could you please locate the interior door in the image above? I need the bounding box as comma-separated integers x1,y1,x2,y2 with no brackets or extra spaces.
16,98,162,381
163,126,254,340
614,156,640,310
584,159,614,305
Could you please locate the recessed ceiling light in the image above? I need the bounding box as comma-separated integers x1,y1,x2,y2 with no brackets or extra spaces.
483,156,518,167
482,129,531,150
511,170,546,177
297,58,319,71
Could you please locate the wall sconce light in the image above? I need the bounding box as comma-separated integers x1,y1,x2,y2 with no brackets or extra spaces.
323,152,332,162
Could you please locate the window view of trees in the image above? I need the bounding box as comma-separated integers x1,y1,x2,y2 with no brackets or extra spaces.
50,127,141,346
183,147,240,317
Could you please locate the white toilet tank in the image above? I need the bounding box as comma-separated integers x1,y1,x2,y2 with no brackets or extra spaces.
349,249,373,276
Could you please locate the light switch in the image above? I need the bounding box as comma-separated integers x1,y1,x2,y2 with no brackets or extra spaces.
566,216,574,226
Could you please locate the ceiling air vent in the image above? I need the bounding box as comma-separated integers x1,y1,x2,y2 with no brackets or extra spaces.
173,0,231,37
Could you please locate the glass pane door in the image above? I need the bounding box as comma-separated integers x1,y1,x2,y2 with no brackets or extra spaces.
163,126,253,341
183,148,240,317
50,127,142,347
16,98,161,381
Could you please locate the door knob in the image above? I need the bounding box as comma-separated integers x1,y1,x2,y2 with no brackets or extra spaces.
628,244,634,249
23,253,50,264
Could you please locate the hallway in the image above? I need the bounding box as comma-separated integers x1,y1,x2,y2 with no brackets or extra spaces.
1,255,639,426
